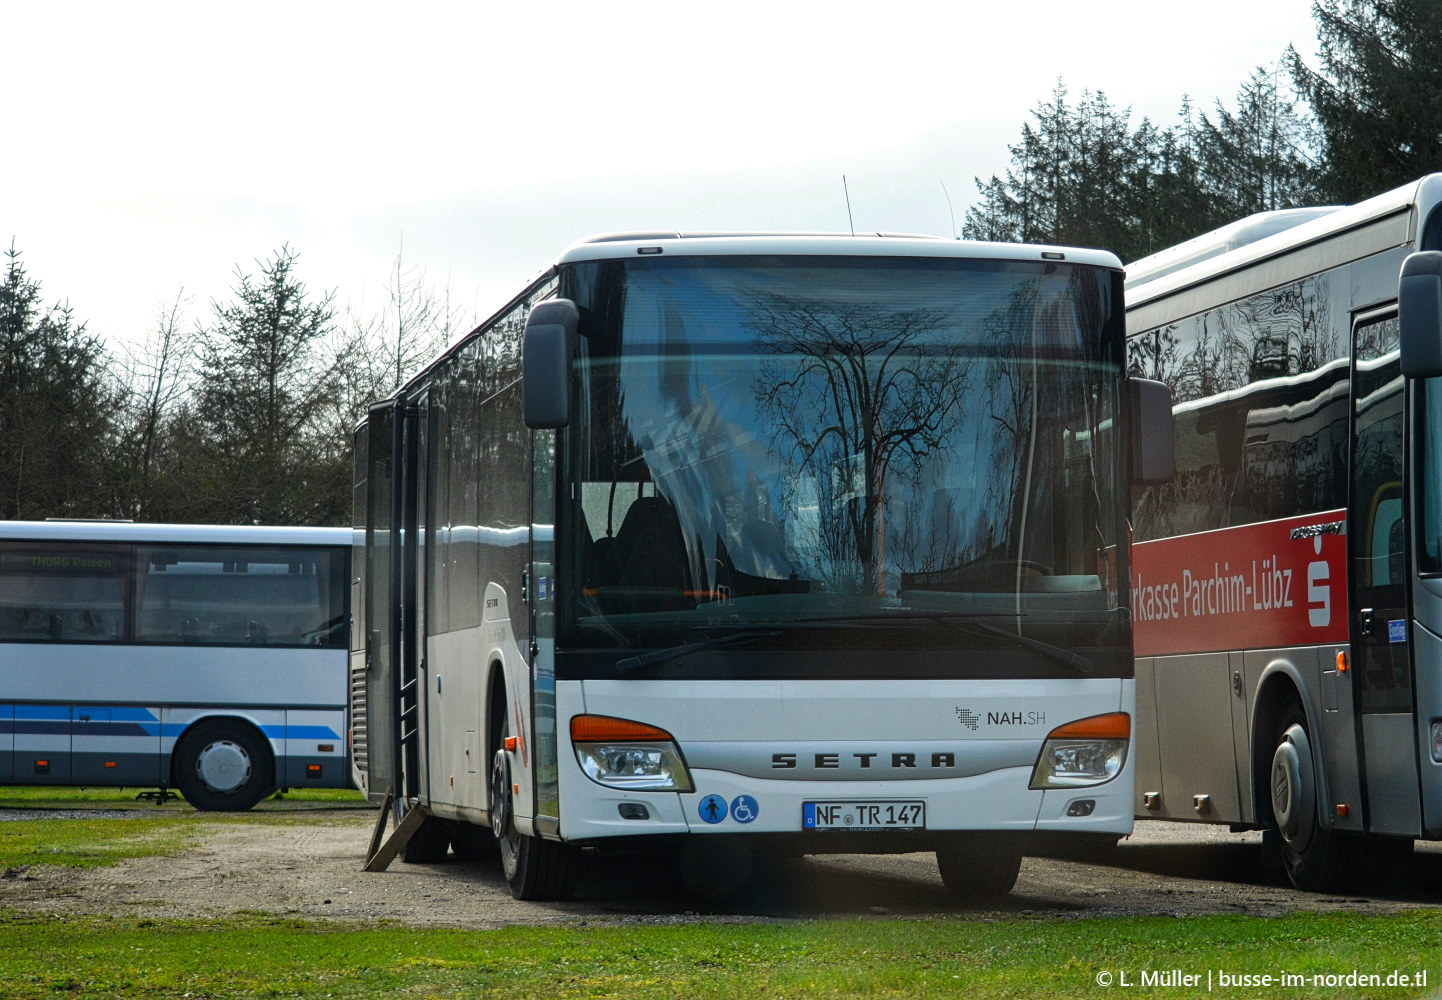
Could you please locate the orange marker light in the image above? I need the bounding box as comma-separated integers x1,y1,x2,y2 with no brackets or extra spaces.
1336,651,1349,673
1044,712,1131,741
570,715,677,743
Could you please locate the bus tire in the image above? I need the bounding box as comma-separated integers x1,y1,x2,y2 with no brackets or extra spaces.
1264,698,1354,891
490,711,578,900
936,836,1022,900
174,719,274,812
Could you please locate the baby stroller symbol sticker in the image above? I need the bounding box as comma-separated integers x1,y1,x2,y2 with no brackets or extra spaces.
698,794,727,824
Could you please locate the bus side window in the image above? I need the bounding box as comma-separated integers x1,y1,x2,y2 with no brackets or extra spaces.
0,542,125,643
1370,489,1403,587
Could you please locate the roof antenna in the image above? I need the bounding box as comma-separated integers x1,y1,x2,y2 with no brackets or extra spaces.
842,175,855,236
940,180,959,239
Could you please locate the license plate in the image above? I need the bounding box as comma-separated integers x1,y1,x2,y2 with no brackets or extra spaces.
803,800,925,831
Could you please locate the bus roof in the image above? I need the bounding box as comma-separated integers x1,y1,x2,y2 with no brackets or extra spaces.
0,521,350,546
1125,173,1442,319
556,232,1123,270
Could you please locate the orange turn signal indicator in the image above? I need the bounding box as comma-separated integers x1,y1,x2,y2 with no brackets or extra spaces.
1045,712,1131,741
570,715,676,743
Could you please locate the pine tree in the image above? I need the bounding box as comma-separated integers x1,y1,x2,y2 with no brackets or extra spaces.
1290,0,1442,201
1198,65,1324,217
191,245,347,525
0,243,117,519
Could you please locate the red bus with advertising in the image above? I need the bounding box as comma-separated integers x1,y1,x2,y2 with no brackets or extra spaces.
1126,174,1442,889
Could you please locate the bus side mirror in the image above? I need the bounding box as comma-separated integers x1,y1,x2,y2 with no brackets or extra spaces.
1128,377,1174,484
1400,251,1442,378
523,299,581,429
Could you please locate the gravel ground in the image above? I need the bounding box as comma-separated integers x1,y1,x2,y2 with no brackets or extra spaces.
1,806,1440,926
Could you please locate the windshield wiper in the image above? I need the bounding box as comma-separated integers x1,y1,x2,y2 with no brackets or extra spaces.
788,612,1094,675
945,617,1093,675
614,627,783,673
614,613,1092,675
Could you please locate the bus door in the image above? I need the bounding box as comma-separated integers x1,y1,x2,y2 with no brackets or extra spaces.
401,391,432,801
362,402,399,804
1348,311,1423,835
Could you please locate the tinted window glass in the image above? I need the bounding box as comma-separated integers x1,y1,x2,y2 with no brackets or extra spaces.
560,256,1125,653
1129,272,1350,541
0,543,127,642
135,545,344,647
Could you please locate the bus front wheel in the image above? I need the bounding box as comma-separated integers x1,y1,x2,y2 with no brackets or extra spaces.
936,836,1022,900
489,711,578,900
174,720,274,812
1264,699,1354,891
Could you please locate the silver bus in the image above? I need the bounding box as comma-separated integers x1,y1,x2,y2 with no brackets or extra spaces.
0,520,352,810
1126,173,1442,889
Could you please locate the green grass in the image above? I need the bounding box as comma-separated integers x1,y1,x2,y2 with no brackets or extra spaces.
0,793,1435,998
0,816,200,869
0,910,1436,999
0,786,369,868
0,785,367,810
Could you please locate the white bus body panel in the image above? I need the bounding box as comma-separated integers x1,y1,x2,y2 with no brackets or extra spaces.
552,678,1134,841
1,642,348,786
420,586,539,832
0,643,346,707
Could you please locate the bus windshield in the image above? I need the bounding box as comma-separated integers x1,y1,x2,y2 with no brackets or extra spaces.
560,255,1124,657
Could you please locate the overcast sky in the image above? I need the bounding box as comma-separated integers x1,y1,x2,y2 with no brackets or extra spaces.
8,0,1322,352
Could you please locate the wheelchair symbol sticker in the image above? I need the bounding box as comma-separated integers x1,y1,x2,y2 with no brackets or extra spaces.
698,794,727,824
730,795,759,824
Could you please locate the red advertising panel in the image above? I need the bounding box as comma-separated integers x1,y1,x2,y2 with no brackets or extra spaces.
1131,511,1349,656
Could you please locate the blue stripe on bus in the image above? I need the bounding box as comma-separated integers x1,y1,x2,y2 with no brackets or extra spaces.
6,720,71,736
281,725,342,740
0,705,339,742
12,705,69,720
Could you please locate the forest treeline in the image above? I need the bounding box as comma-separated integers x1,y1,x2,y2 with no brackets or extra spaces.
963,0,1441,261
3,0,1439,527
0,243,455,526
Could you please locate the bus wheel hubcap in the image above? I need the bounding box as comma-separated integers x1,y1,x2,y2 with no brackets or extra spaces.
196,741,251,794
491,751,512,837
1271,723,1314,852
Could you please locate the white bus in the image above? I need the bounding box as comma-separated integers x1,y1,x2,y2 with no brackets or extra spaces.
352,232,1172,899
1126,173,1442,889
0,520,353,810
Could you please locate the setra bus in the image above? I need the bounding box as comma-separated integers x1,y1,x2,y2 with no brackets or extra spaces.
352,232,1173,900
0,520,352,810
1126,173,1442,889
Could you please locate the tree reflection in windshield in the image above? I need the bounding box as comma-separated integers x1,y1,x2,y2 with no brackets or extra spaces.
749,294,971,598
565,257,1120,638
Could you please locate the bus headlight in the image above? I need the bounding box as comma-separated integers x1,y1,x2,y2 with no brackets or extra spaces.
1029,712,1130,789
570,715,694,792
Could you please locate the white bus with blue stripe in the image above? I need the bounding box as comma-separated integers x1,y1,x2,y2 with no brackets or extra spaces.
0,521,352,810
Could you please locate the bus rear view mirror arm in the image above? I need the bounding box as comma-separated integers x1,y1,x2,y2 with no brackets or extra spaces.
523,298,581,429
1128,377,1174,484
1400,251,1442,378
